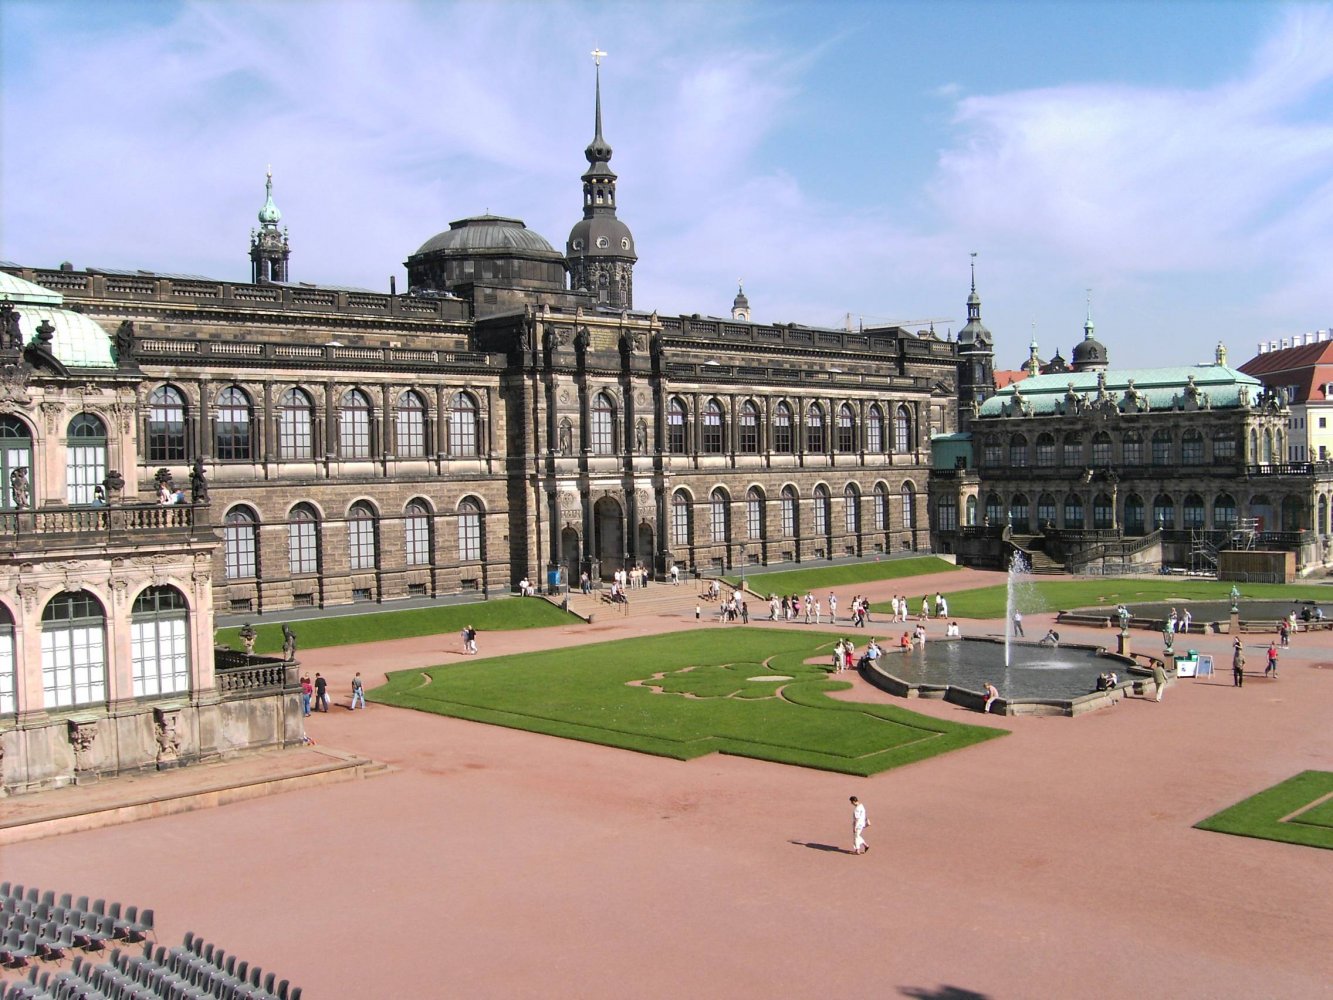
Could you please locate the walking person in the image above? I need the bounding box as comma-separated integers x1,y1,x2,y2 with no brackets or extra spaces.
1152,661,1168,702
1265,642,1279,678
849,796,870,855
1232,639,1245,687
300,675,313,717
314,672,329,712
466,626,478,655
828,593,838,623
350,672,365,710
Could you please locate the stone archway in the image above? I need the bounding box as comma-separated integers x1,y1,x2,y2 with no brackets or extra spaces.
636,521,654,575
594,496,625,579
560,527,581,587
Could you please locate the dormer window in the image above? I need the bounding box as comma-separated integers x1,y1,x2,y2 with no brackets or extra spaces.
596,237,609,249
572,239,584,251
621,238,630,250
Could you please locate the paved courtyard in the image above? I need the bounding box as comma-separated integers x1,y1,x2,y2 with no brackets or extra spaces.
4,570,1331,998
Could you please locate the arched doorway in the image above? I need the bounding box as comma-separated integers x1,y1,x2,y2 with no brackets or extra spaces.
560,527,581,587
594,497,624,579
636,521,654,574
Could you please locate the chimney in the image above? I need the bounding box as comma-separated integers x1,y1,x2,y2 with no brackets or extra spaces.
1270,340,1278,351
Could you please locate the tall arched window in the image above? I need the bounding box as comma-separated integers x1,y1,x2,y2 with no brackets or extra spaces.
1010,494,1031,532
937,494,957,531
1319,495,1329,534
288,503,320,575
671,490,693,546
985,492,1004,525
40,591,106,709
773,402,793,454
1153,493,1175,529
457,498,482,562
1182,493,1205,529
874,483,889,530
591,392,616,455
66,413,107,505
1010,434,1029,468
1182,430,1204,465
867,405,884,453
405,500,432,566
340,389,373,459
224,507,259,579
837,404,856,453
702,399,724,454
844,484,860,534
746,487,764,540
901,482,916,529
1125,493,1145,534
1122,431,1143,466
1063,493,1085,529
131,586,190,698
807,404,826,453
1215,494,1238,530
780,486,798,537
1062,433,1083,467
1036,433,1056,467
710,489,729,543
894,406,912,453
1152,430,1173,466
0,415,34,510
0,603,15,715
1037,493,1057,528
348,501,378,570
278,388,314,459
965,495,978,527
396,391,427,458
450,392,480,457
1091,431,1112,466
1093,493,1115,529
739,401,759,454
812,485,830,538
667,398,688,454
215,386,253,461
148,385,188,462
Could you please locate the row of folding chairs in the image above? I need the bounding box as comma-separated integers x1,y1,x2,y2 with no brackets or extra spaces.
1,888,152,939
1,897,154,956
160,936,299,1000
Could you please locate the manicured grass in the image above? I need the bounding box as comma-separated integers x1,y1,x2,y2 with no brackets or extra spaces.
727,556,959,596
372,629,1004,776
1195,771,1333,850
883,579,1333,621
216,598,574,655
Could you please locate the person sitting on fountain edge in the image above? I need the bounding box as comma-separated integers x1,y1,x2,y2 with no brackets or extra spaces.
1039,628,1060,647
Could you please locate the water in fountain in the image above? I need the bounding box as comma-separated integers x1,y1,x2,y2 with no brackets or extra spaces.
1004,550,1038,667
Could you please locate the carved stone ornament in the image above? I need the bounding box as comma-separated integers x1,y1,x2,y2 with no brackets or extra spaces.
18,584,39,614
69,719,99,771
0,362,32,405
40,400,63,433
154,708,183,765
558,490,582,520
558,388,571,404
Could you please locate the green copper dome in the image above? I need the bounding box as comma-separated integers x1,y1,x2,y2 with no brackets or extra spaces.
0,269,117,368
258,168,282,226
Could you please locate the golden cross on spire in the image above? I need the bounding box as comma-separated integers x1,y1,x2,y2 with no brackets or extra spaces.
591,47,607,66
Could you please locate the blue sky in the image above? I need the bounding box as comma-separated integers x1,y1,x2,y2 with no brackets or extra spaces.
3,0,1331,368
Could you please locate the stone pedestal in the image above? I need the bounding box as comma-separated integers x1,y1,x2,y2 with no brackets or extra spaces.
1117,631,1133,657
1230,610,1241,634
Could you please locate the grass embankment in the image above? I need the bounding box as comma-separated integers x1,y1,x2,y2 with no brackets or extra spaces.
728,556,959,596
373,629,1004,777
216,598,574,655
1195,771,1333,850
881,579,1333,621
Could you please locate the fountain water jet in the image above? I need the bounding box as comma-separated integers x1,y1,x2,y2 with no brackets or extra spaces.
1004,550,1036,667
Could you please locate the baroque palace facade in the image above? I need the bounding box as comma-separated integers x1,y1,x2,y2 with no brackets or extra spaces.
0,68,959,792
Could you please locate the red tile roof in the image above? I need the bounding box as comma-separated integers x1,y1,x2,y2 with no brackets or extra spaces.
1238,342,1333,403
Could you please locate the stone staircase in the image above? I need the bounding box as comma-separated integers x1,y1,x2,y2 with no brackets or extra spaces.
554,579,727,623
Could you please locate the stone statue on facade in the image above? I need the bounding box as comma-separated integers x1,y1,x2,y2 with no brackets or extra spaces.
115,320,136,362
9,467,28,509
282,623,297,662
190,457,209,503
558,420,572,456
635,419,648,452
1,304,21,350
239,623,258,659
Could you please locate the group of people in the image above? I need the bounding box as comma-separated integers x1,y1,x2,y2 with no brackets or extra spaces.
832,637,883,672
460,625,479,654
717,590,749,623
765,591,872,627
1094,671,1120,692
299,671,365,714
1163,607,1193,636
886,592,949,622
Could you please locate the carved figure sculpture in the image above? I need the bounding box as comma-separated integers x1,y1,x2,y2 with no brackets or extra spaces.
282,623,297,662
190,457,209,503
239,623,258,658
9,467,29,509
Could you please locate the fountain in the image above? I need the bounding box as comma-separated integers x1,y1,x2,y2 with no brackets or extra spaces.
1004,549,1037,667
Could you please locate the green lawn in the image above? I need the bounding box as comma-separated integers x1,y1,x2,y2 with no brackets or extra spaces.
1195,771,1333,850
216,598,574,655
883,579,1333,621
727,556,959,596
372,629,1004,776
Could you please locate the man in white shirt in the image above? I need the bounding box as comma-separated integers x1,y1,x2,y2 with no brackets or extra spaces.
850,796,870,855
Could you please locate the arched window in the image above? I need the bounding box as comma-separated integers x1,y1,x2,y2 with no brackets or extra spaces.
837,404,856,453
965,494,978,527
1125,494,1146,534
1153,493,1175,529
1182,493,1205,529
396,391,427,458
340,389,373,459
1215,494,1238,530
348,502,378,570
1037,493,1057,528
405,500,432,566
148,385,188,462
1281,494,1303,531
1010,434,1029,468
901,481,916,529
1213,430,1236,462
1276,429,1285,462
1091,431,1112,466
215,386,253,461
773,402,793,454
1122,431,1143,466
844,484,860,534
936,493,957,531
592,392,616,455
1036,433,1056,467
40,591,107,708
746,487,765,540
224,507,258,579
1249,428,1259,462
0,603,15,715
1010,493,1030,532
874,483,889,530
894,406,912,453
1093,492,1115,529
457,498,482,562
982,436,1003,467
1062,433,1082,467
1319,495,1329,535
867,405,884,453
780,486,798,537
449,391,479,457
278,388,314,459
668,398,688,454
702,399,724,454
672,490,693,546
66,413,107,505
0,416,34,511
288,503,319,575
1063,493,1085,529
807,404,826,453
131,586,190,698
984,492,1004,525
1182,430,1204,465
1152,430,1173,466
813,485,830,537
710,489,729,543
739,402,759,454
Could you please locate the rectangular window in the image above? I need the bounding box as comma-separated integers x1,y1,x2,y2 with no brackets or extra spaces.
1154,500,1175,529
668,412,687,454
279,406,313,459
397,407,425,458
216,413,252,461
874,493,887,531
131,617,189,698
66,444,106,505
936,498,956,532
1092,440,1112,465
288,520,318,575
702,412,723,454
41,624,105,709
813,498,827,536
710,501,727,543
1213,436,1236,461
1152,436,1172,465
1010,442,1028,467
1123,439,1142,465
672,502,691,546
1037,498,1056,527
740,412,758,453
342,409,371,459
1062,440,1082,466
224,523,256,579
405,515,430,566
1182,438,1204,464
844,495,858,533
1064,500,1084,529
458,512,481,562
349,517,377,570
781,496,795,537
867,416,882,453
807,419,825,453
746,498,762,540
1036,440,1055,466
983,444,1003,466
0,630,14,714
901,492,915,529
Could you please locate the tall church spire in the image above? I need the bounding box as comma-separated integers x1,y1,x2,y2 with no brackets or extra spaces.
250,166,290,283
566,48,636,309
956,252,995,430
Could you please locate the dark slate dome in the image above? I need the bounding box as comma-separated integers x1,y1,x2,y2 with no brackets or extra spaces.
566,215,636,260
414,215,558,256
1071,335,1108,366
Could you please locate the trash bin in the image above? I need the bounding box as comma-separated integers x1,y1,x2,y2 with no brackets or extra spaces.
1187,649,1197,659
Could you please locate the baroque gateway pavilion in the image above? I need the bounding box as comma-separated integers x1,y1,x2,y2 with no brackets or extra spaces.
0,68,960,792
